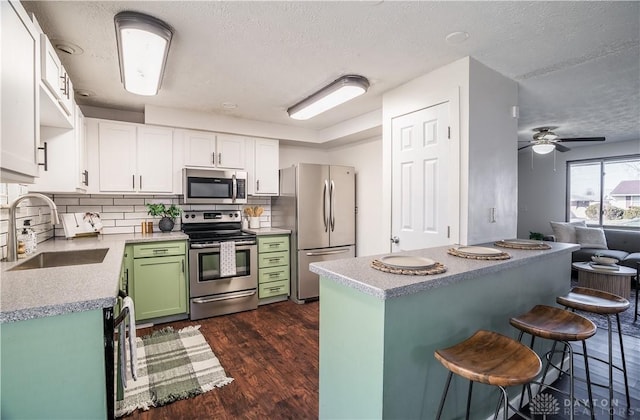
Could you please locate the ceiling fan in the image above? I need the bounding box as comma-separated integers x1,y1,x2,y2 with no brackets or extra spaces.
519,127,605,154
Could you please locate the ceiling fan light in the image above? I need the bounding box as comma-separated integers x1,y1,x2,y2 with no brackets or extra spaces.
287,75,369,120
114,12,173,96
532,143,555,154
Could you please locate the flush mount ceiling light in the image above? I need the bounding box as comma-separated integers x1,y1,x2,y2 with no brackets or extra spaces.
531,141,555,154
114,11,173,96
287,75,370,120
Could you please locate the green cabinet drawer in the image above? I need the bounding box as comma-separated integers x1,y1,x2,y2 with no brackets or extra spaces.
259,279,290,299
258,250,289,268
259,265,289,284
132,241,186,258
258,235,289,253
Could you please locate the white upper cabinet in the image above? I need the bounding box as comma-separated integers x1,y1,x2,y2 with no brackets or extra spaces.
31,105,88,193
34,18,73,128
91,119,174,194
245,137,279,196
136,126,174,193
183,129,245,169
1,0,40,183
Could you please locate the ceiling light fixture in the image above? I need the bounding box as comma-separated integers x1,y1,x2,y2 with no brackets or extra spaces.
114,12,173,96
287,75,370,120
532,141,555,154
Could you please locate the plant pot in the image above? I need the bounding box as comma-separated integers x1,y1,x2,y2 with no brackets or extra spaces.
158,217,175,232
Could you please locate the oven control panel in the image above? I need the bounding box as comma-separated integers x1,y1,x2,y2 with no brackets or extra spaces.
182,211,241,223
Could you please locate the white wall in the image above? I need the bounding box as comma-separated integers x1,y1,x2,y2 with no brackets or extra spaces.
467,59,519,244
279,144,330,169
517,139,639,238
328,137,386,257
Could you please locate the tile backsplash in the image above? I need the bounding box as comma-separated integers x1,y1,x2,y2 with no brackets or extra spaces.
0,183,272,260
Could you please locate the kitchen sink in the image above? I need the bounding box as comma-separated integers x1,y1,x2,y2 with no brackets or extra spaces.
9,248,109,271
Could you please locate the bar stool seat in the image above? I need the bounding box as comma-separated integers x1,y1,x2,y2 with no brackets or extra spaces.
557,287,630,419
510,305,597,420
434,330,541,419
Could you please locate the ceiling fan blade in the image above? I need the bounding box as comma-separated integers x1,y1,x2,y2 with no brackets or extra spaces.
554,143,571,152
518,144,532,151
557,137,605,142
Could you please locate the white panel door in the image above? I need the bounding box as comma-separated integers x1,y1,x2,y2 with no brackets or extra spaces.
137,126,174,193
391,102,453,251
98,122,137,192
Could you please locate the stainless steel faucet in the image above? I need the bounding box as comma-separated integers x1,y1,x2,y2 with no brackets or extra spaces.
6,193,60,262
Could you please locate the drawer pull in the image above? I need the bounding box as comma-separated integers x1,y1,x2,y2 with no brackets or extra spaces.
268,243,280,247
268,271,283,277
268,258,281,262
268,286,282,292
153,249,169,254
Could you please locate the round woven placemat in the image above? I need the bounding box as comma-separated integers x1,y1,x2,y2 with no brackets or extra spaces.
447,248,511,260
493,241,551,250
371,259,447,275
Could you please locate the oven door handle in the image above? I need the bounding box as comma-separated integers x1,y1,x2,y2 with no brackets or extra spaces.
192,290,256,304
191,240,256,249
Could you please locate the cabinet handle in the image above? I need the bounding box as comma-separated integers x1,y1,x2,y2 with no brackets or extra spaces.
38,142,48,171
212,153,216,165
218,153,222,165
268,286,282,292
256,179,260,192
268,271,283,277
268,243,280,248
132,174,135,189
153,248,169,254
82,170,89,186
181,259,185,273
139,175,142,190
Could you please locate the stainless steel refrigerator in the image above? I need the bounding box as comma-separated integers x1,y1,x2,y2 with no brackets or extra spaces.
272,163,356,303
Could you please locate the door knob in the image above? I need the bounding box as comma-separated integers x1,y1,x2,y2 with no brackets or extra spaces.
390,236,399,244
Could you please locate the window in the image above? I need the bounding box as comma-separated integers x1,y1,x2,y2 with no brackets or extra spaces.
567,155,640,228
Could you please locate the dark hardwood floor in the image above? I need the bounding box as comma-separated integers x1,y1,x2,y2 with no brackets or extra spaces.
123,300,639,420
124,300,319,420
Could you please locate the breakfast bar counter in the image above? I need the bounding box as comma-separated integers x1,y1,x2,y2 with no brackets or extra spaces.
310,241,579,419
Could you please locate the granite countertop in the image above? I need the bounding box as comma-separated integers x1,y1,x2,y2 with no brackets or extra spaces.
0,232,188,323
243,227,291,235
310,241,580,300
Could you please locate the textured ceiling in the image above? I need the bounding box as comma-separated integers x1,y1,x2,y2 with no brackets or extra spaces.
22,1,640,147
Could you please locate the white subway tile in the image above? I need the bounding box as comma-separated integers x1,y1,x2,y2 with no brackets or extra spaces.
102,226,135,235
113,198,145,205
105,206,135,213
66,206,102,213
99,213,124,220
79,197,114,206
53,197,80,205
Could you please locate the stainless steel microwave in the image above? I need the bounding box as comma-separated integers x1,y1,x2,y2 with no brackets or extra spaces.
183,168,247,204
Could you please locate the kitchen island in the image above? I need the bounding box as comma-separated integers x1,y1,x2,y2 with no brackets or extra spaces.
0,232,187,420
310,241,579,420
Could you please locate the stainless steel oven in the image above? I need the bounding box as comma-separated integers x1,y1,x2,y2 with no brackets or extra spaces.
182,211,257,320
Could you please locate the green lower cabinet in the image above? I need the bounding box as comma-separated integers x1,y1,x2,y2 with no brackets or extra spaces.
257,235,290,302
1,310,108,419
127,240,188,322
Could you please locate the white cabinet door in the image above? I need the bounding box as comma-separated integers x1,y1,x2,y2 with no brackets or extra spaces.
40,34,63,102
253,139,279,195
137,126,173,193
216,133,245,169
183,130,245,169
183,130,216,167
1,0,39,183
98,122,137,192
31,105,88,194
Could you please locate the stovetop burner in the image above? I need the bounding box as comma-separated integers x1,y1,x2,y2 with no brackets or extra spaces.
181,210,256,244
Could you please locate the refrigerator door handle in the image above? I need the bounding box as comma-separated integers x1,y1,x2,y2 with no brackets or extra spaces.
330,179,336,231
305,248,351,257
323,180,329,232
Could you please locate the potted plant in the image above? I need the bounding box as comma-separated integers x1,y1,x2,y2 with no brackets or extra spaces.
146,203,182,232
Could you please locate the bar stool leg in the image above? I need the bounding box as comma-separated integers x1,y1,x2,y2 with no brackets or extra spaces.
582,340,595,420
498,387,509,420
466,381,473,420
436,371,453,420
615,314,630,409
518,333,535,410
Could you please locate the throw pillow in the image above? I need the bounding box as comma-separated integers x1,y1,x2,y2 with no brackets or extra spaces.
549,220,586,243
575,226,608,249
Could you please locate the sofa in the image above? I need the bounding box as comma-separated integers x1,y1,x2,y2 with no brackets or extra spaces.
546,222,640,269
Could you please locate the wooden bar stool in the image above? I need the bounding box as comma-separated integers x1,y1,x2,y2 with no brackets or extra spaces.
509,305,597,420
557,287,631,419
434,330,541,420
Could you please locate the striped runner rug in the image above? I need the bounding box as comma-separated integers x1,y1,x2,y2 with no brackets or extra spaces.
116,325,233,417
